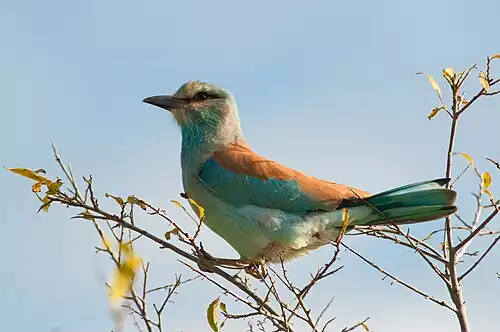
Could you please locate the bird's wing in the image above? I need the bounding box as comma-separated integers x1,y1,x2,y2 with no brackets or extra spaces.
197,142,370,213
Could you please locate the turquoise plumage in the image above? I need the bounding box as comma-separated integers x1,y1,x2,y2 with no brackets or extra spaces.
143,81,457,263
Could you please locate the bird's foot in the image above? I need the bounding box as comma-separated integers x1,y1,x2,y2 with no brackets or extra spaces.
244,261,268,280
196,243,249,271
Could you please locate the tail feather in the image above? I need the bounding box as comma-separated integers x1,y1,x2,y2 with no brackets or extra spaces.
340,178,457,227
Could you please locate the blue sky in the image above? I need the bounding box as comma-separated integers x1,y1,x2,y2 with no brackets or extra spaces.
1,0,499,331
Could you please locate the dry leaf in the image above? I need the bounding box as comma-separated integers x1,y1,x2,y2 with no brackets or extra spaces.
105,193,124,206
479,71,489,92
164,228,180,240
361,322,370,331
442,68,455,84
428,107,441,120
417,72,441,95
127,195,147,210
457,94,469,106
491,54,500,60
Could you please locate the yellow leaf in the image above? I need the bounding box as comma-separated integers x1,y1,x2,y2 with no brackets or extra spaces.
361,322,370,331
105,193,124,206
32,182,43,193
336,208,351,241
6,167,52,184
342,208,349,227
164,228,179,240
442,68,455,83
428,107,441,120
482,172,492,189
171,200,183,208
188,198,205,220
417,72,441,95
46,180,62,195
110,246,141,302
119,241,133,255
34,168,46,174
491,54,500,60
479,71,489,92
103,236,112,251
126,195,147,210
454,152,474,165
484,189,494,199
207,297,220,332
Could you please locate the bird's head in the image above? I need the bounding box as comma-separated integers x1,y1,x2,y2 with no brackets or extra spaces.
143,81,241,131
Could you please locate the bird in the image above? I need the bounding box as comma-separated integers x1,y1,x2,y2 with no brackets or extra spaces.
143,81,457,265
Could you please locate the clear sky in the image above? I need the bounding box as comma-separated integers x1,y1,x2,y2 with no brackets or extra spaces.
1,0,499,331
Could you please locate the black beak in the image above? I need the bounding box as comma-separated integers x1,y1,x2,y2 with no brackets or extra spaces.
142,95,188,111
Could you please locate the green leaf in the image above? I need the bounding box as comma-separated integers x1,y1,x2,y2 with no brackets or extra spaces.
220,302,227,314
105,193,124,207
207,297,220,332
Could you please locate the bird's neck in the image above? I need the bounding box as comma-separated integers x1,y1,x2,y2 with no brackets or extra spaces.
180,122,244,173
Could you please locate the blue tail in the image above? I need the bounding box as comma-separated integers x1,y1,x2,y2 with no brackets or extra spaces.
341,178,457,226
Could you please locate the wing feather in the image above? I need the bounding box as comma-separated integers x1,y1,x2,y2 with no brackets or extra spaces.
198,142,370,213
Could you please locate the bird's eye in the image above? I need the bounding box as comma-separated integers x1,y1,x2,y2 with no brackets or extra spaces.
193,92,209,101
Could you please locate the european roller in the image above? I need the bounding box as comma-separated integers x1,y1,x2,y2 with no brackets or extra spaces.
143,81,457,265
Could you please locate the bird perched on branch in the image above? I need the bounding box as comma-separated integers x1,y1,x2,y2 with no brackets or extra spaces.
143,81,457,264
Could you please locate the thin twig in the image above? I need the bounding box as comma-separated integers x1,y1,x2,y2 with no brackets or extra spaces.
342,243,455,312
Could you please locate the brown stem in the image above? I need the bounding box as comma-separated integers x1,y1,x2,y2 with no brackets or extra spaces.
443,87,470,332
